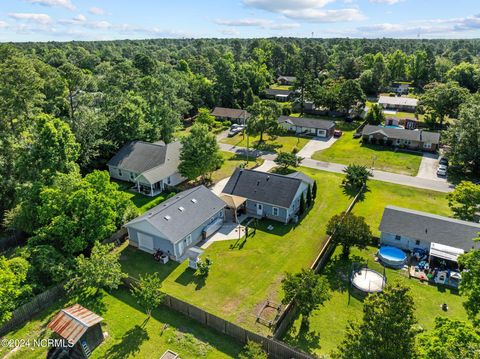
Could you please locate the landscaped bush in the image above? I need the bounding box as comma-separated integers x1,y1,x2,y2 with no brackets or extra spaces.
282,107,292,116
386,139,393,146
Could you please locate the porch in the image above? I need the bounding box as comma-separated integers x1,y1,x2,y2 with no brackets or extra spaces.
133,180,165,197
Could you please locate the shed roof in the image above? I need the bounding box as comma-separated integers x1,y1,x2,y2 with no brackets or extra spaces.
211,107,249,119
125,185,226,243
278,115,335,130
222,168,311,208
48,304,103,345
362,125,440,144
379,206,480,251
378,95,418,107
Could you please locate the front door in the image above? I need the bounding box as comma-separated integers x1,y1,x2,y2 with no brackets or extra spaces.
257,203,263,216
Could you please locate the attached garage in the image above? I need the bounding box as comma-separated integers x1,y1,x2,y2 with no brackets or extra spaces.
138,232,154,252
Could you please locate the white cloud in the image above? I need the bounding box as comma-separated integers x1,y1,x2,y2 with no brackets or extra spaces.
243,0,364,23
369,0,402,4
283,8,365,22
89,21,112,29
215,18,272,27
73,14,86,22
220,29,241,36
215,18,300,30
88,7,106,16
0,21,9,29
357,14,480,37
243,0,335,12
8,13,52,24
26,0,76,11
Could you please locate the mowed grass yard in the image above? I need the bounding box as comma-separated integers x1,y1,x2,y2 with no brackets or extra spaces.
210,151,264,184
221,133,309,154
120,167,453,337
283,246,467,357
0,288,242,359
121,168,353,335
312,130,423,176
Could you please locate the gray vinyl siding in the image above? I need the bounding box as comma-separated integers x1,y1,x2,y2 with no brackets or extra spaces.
127,208,225,261
127,228,175,256
108,165,138,183
245,199,289,223
172,209,224,258
380,232,430,252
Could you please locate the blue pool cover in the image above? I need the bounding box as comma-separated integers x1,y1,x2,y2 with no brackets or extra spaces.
378,246,407,267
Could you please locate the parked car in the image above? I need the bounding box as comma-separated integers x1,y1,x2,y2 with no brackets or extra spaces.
228,124,245,137
334,130,343,138
437,164,448,177
439,157,449,166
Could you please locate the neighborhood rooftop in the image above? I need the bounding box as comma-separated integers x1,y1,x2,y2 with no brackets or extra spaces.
362,125,440,144
379,205,480,251
264,88,295,96
278,115,335,130
107,141,169,174
222,168,310,209
125,185,226,243
211,107,249,119
378,95,418,107
277,75,296,81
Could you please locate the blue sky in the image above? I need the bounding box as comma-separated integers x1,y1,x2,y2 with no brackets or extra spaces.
0,0,479,42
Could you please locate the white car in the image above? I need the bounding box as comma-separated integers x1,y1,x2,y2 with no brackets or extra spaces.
437,164,447,177
227,124,245,137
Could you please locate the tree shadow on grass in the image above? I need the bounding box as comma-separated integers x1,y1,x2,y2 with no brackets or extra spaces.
283,321,321,355
322,254,366,293
341,184,370,202
75,289,108,316
100,324,149,359
174,268,207,290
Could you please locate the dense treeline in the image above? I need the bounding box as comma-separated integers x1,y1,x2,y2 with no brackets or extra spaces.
0,37,479,323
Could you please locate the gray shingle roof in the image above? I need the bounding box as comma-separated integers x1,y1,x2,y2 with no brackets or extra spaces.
279,115,335,130
264,88,295,97
107,141,168,173
378,95,418,107
125,185,226,243
222,168,311,208
277,75,296,82
362,125,440,144
211,107,249,119
108,141,182,184
379,205,480,251
286,172,315,186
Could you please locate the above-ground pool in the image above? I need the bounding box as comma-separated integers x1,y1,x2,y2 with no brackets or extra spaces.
378,246,407,268
351,268,386,293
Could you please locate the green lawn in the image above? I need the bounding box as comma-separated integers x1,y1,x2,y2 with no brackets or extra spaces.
210,152,264,184
221,133,309,154
270,84,293,90
0,289,241,359
312,130,423,176
283,246,467,357
353,180,451,236
122,168,352,335
117,182,167,214
119,167,451,338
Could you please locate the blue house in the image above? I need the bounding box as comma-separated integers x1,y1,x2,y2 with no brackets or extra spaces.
125,186,226,261
222,169,313,223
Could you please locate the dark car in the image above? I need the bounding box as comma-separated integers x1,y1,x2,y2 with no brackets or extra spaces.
334,130,343,138
439,157,448,166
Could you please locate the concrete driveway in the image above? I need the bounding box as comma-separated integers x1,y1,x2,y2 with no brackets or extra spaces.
297,136,338,159
417,153,446,182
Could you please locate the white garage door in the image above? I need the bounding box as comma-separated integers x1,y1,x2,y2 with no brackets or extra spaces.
317,129,327,137
138,232,154,252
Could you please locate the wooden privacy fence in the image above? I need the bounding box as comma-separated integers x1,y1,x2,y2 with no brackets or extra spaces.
123,277,314,359
0,283,65,337
273,184,366,339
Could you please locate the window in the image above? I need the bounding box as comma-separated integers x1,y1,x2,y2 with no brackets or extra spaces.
118,169,123,176
272,207,279,216
395,235,401,241
415,240,421,246
396,139,401,145
423,142,432,149
185,234,192,245
130,172,135,180
167,176,171,184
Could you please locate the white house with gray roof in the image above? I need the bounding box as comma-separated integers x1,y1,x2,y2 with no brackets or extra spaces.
378,95,418,112
125,185,226,261
379,206,480,260
362,125,440,152
107,141,185,196
278,115,336,138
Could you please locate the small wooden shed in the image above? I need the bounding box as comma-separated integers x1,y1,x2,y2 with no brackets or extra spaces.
48,304,104,359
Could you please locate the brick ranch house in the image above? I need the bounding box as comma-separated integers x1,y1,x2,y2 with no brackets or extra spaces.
362,125,440,152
